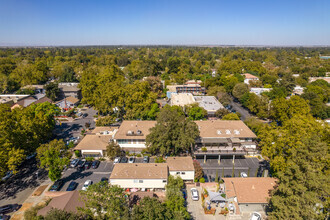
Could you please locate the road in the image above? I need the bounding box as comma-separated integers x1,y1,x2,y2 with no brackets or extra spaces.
0,158,48,206
230,100,251,121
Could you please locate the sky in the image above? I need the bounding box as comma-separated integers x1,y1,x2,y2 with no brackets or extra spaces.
0,0,329,46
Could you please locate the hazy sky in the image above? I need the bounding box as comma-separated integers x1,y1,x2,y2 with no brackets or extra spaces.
0,0,329,46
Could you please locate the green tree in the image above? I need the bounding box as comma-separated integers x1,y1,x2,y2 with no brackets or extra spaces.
79,182,130,219
106,141,122,160
146,105,199,155
185,103,207,120
222,113,240,120
37,139,70,181
165,176,190,220
215,108,230,118
44,208,82,220
131,197,170,220
44,82,60,101
232,83,249,100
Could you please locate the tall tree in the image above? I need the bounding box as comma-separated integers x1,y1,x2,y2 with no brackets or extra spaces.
146,105,199,156
79,182,130,219
37,139,70,181
131,197,171,220
44,82,60,101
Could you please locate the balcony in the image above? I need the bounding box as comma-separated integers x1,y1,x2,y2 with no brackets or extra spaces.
194,146,247,156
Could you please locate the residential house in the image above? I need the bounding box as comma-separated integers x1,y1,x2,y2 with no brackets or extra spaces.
309,77,330,84
58,82,81,99
109,163,168,190
166,157,195,182
114,120,156,152
223,177,277,213
0,94,30,105
55,96,79,111
10,95,37,109
37,191,84,216
21,84,45,94
250,87,272,96
74,135,110,157
194,120,257,162
243,73,259,85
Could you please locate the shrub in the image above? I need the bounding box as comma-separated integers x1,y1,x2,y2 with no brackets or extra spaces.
99,157,106,161
221,193,226,198
155,156,165,163
258,155,261,159
85,157,94,162
199,177,205,183
194,177,199,182
136,153,142,157
74,150,81,158
201,147,207,152
233,147,236,152
203,188,208,196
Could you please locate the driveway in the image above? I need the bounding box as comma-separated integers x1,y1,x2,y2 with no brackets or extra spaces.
59,161,114,191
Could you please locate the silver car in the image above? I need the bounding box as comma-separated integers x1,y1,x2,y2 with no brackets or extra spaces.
191,188,199,201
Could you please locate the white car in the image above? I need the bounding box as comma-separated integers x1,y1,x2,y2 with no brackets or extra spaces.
191,188,199,201
82,180,93,191
128,157,135,163
250,212,262,220
114,157,121,164
241,172,248,178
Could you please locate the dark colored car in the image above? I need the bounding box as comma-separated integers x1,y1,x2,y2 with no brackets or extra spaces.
0,204,20,215
77,160,86,171
100,177,108,182
49,180,64,191
120,157,128,163
143,156,149,163
92,160,100,169
84,161,92,169
0,214,10,220
66,181,78,191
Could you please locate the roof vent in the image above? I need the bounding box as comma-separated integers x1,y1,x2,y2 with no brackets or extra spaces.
217,130,222,135
136,130,142,135
234,130,240,135
225,130,231,134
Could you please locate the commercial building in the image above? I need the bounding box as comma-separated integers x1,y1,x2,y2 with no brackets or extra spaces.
114,120,156,152
109,163,168,190
166,83,206,98
223,177,277,213
194,120,257,162
58,82,81,99
170,93,224,116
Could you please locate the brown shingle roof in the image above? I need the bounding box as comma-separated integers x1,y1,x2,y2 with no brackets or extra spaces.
110,163,168,179
65,96,79,104
74,134,110,150
34,96,52,104
37,191,84,216
243,73,259,79
194,120,257,138
166,157,194,171
223,177,277,204
91,126,119,134
114,121,156,140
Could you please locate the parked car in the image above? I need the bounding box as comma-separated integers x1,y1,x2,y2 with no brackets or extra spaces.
84,161,92,169
70,159,80,168
66,181,78,191
114,157,121,164
66,137,79,145
92,160,100,169
77,160,86,170
250,212,262,220
0,204,20,215
1,171,13,182
49,180,64,191
26,153,37,160
100,177,108,182
191,188,199,201
82,180,93,191
240,172,248,178
76,112,83,117
128,157,135,163
228,203,235,211
143,156,149,163
120,157,128,163
0,214,10,220
82,113,88,118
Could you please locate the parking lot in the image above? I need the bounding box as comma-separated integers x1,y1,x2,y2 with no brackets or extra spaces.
196,157,267,181
58,157,154,191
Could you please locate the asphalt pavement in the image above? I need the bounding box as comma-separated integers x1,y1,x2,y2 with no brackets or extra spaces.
229,99,251,121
